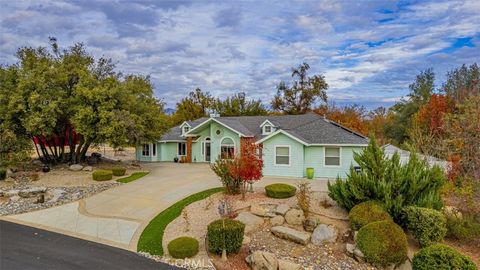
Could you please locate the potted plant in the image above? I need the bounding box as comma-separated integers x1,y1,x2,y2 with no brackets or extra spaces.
174,157,179,163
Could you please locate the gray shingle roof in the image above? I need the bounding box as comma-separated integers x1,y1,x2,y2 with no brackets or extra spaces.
160,113,368,145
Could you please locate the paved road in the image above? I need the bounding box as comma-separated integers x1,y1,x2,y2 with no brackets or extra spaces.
0,220,177,270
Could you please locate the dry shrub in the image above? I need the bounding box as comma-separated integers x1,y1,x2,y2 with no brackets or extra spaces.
296,181,312,217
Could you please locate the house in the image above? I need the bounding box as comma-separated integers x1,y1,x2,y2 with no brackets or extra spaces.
136,113,368,179
383,144,449,170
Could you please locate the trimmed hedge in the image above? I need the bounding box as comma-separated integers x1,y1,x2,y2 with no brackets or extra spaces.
92,170,113,181
207,218,245,254
167,237,199,259
265,183,296,198
412,244,477,270
349,201,392,230
357,220,408,267
111,167,126,176
404,206,447,247
0,168,6,180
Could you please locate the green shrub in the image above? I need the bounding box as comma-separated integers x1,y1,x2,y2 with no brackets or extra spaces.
349,201,392,230
357,220,408,267
328,138,445,223
0,168,6,180
446,214,480,241
167,237,199,259
265,183,296,198
412,244,477,270
111,167,126,176
207,219,245,254
92,170,113,181
404,206,447,247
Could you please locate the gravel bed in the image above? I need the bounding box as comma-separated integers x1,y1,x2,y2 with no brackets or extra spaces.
0,182,121,216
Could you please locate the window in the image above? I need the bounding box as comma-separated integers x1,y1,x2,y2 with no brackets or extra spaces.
178,142,186,156
262,124,274,135
325,147,340,166
152,143,156,156
182,126,189,135
220,137,235,159
275,146,290,165
142,144,150,156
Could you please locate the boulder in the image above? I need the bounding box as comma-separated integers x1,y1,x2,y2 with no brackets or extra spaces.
246,251,278,270
251,203,267,217
284,209,305,226
395,259,412,270
311,224,337,245
275,204,290,216
82,166,93,172
346,243,365,262
278,259,302,270
346,243,355,255
270,215,285,226
303,217,320,232
69,164,83,171
271,226,311,245
235,212,264,233
18,187,47,198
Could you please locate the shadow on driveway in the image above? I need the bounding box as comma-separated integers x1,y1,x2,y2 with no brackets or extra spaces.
0,220,180,270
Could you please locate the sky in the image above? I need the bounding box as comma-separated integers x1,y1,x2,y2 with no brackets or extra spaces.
1,0,479,110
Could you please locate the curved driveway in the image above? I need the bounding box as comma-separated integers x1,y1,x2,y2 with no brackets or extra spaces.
2,163,328,251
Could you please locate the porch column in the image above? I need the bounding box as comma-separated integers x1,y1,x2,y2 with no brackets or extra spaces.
186,137,193,163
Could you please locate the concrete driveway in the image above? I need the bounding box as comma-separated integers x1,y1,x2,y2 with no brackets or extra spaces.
2,163,329,251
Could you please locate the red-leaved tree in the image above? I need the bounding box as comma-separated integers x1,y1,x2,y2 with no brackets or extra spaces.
228,141,263,199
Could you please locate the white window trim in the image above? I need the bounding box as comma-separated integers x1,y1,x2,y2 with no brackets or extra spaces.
219,136,236,159
274,145,291,166
177,142,186,156
324,146,342,167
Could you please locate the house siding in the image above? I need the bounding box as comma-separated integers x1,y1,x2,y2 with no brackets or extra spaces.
160,142,178,162
191,128,211,162
209,122,240,163
135,143,161,162
262,133,305,177
303,146,364,179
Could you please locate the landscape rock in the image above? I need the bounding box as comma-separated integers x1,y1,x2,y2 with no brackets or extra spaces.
445,206,463,219
270,215,285,226
243,236,251,245
284,209,305,226
69,164,83,171
246,251,278,270
275,204,290,216
251,203,267,217
82,166,93,172
235,212,264,233
278,259,302,270
311,224,337,245
346,243,355,255
395,259,412,270
18,187,47,198
303,217,320,232
271,226,311,245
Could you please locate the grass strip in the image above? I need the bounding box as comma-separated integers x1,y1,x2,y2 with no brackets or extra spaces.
117,172,149,183
137,187,224,255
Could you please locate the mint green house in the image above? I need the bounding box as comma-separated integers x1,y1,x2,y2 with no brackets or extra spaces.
136,113,368,179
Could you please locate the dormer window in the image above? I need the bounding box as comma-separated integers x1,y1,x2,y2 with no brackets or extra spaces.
263,125,272,134
180,122,191,136
260,119,276,135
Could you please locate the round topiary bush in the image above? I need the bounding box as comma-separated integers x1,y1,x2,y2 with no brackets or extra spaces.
356,220,408,267
265,183,296,198
349,201,392,230
404,206,447,247
92,170,113,181
111,167,126,176
412,244,476,270
207,218,245,254
167,237,199,259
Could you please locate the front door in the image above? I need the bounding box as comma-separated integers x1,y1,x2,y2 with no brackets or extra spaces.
205,142,211,162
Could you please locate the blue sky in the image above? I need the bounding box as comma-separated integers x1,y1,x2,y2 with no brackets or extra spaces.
1,0,479,109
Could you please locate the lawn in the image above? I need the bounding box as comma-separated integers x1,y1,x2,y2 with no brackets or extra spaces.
116,172,149,183
137,187,224,255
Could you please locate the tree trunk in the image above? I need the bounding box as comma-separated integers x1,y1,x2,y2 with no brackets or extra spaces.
79,139,92,162
74,136,84,164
